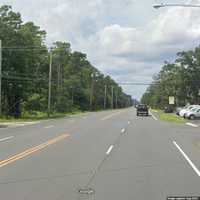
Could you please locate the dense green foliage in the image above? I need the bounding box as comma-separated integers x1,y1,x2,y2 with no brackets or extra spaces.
0,5,132,117
141,45,200,108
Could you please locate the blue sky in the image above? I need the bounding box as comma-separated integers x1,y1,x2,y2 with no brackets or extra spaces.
1,0,200,99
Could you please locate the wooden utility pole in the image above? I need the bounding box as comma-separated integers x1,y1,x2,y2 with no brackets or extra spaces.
111,86,114,109
104,85,107,109
0,40,2,115
48,51,52,117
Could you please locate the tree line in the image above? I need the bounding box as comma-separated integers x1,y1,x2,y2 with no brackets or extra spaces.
141,44,200,108
0,5,132,117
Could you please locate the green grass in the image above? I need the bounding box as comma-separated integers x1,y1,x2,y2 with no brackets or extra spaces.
0,110,84,123
194,141,200,150
151,109,187,123
0,107,126,123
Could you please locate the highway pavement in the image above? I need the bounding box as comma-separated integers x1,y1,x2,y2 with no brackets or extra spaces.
0,108,199,199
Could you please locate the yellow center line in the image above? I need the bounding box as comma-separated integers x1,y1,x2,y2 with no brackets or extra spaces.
0,134,70,168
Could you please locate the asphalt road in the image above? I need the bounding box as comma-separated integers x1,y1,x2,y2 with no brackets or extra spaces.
0,108,200,200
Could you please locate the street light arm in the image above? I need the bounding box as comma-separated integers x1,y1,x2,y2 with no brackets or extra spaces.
153,3,200,9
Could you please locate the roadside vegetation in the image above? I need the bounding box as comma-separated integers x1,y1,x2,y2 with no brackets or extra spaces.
141,45,200,108
0,110,84,122
151,109,187,123
0,5,132,120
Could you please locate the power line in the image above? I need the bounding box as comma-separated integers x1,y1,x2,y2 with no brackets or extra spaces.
1,46,70,52
117,82,159,86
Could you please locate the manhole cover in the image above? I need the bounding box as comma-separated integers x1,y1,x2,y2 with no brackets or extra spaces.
78,188,95,195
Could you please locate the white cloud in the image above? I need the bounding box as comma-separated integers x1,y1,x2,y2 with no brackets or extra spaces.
1,0,200,99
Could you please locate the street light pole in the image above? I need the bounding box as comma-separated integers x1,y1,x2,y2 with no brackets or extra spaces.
153,3,200,9
0,40,2,116
48,51,52,117
153,2,200,105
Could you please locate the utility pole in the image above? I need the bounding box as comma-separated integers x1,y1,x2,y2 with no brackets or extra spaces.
48,51,52,117
104,84,107,109
0,40,2,116
90,73,94,110
57,64,61,91
115,89,118,109
71,87,74,105
111,86,114,109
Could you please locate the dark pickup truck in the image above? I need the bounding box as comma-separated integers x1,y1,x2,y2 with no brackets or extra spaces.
136,104,149,116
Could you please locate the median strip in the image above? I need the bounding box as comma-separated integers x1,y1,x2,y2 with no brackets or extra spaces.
0,134,69,168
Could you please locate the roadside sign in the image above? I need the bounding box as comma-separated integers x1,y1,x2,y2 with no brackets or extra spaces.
169,96,175,105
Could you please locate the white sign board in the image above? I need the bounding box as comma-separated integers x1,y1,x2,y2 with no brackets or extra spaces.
169,96,175,105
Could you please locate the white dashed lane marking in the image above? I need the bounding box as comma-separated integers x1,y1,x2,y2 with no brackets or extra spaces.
106,145,114,155
44,125,54,129
186,123,198,128
0,136,14,142
121,128,126,134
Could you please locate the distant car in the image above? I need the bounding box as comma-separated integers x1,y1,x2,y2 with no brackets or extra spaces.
164,106,173,113
179,105,200,117
176,107,183,115
136,104,149,116
176,105,190,115
185,107,200,120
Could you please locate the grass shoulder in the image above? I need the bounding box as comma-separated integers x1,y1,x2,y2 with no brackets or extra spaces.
151,109,187,123
0,110,84,123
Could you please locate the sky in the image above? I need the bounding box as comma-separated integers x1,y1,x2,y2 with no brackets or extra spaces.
1,0,200,100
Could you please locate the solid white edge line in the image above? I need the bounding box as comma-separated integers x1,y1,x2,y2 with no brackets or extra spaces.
186,123,198,128
106,145,114,155
173,141,200,177
0,136,14,142
149,111,158,121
